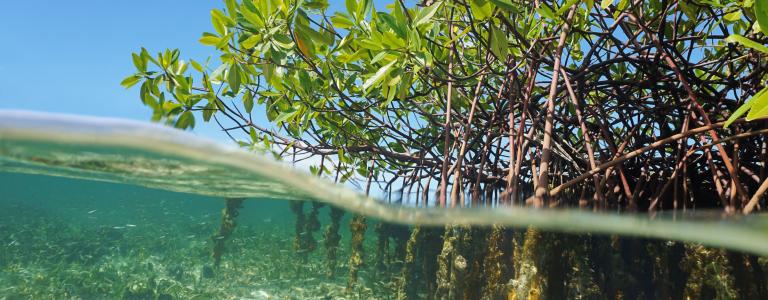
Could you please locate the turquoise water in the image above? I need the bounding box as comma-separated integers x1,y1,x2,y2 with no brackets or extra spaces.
3,172,382,298
1,110,768,298
0,172,366,298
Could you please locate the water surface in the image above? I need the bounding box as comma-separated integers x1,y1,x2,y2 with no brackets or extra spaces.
1,110,767,298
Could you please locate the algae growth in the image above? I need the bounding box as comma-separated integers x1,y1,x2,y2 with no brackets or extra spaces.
2,173,768,299
2,112,768,299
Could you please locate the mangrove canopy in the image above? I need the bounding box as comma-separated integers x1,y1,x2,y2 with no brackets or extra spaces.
123,0,768,213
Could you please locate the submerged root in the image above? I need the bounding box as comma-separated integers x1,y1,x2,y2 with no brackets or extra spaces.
375,223,410,276
323,206,344,277
435,225,475,299
680,244,737,299
435,225,457,299
347,214,367,291
508,227,542,300
375,223,390,273
304,202,323,253
397,226,421,300
564,235,601,299
481,225,506,299
421,227,444,297
211,198,244,268
289,200,308,264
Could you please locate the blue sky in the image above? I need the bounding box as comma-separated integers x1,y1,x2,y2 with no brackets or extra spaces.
0,0,397,141
1,0,413,200
0,1,225,137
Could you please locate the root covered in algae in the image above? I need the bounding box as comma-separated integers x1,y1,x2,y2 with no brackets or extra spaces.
375,222,390,274
563,235,601,299
435,225,477,300
211,197,244,268
305,202,323,250
323,206,344,277
681,244,738,299
435,225,457,298
397,226,422,299
481,225,507,299
374,222,410,275
509,227,542,300
347,214,367,290
289,200,309,263
291,200,324,265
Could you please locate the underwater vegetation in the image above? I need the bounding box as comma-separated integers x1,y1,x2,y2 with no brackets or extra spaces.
1,175,767,300
3,112,768,299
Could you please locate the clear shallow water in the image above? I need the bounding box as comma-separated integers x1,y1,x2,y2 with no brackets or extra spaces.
1,110,767,254
1,110,768,298
0,172,367,298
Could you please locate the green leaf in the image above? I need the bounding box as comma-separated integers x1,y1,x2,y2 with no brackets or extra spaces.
490,27,509,60
331,13,355,29
199,35,222,46
600,0,613,9
305,0,329,10
537,5,556,20
388,142,405,153
363,60,396,92
244,90,255,113
616,0,629,11
385,84,396,104
345,0,358,20
228,63,241,94
272,34,295,49
726,34,768,54
723,9,742,22
203,100,216,121
241,4,265,28
211,11,227,35
469,0,493,20
274,106,298,123
377,12,405,38
241,34,261,49
338,148,347,163
677,0,698,20
757,0,768,35
225,0,237,19
724,101,753,128
296,12,334,47
120,75,142,88
211,9,235,27
249,127,258,142
140,47,159,68
357,0,372,21
556,0,580,15
413,2,442,26
175,111,196,129
725,86,768,127
260,91,283,97
745,86,768,120
132,53,147,72
190,59,205,72
490,0,519,13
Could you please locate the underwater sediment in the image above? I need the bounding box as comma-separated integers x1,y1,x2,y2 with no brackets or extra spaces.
2,192,768,299
2,169,768,299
